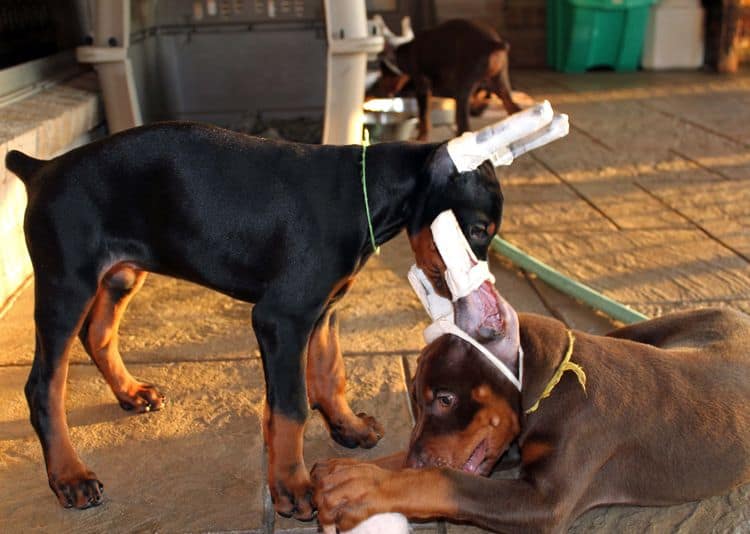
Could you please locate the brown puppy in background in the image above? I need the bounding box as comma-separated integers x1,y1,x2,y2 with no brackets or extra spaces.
313,299,750,532
369,19,521,140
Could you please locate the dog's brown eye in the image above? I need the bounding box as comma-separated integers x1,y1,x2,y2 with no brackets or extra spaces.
435,391,456,409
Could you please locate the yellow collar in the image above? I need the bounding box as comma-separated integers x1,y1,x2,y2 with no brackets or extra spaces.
525,330,586,414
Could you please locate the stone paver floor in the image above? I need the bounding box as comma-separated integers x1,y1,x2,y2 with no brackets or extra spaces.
503,69,750,319
1,69,749,532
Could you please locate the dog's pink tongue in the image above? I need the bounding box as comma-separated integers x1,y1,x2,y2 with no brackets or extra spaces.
462,440,488,474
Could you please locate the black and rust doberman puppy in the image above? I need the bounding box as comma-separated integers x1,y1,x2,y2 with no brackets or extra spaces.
370,19,522,141
313,303,750,532
5,121,502,516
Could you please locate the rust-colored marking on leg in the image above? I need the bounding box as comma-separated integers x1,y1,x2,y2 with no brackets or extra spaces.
28,279,105,509
82,266,164,412
264,406,314,520
306,305,384,449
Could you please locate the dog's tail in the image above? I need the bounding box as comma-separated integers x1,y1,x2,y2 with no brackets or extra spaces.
5,150,45,186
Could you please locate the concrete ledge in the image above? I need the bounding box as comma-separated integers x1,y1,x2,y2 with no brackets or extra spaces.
0,72,103,312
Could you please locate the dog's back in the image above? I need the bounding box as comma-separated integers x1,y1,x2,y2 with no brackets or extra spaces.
399,19,508,86
7,122,355,299
550,308,750,504
607,307,750,355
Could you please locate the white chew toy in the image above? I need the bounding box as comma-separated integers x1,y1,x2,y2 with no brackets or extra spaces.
447,101,554,172
407,266,453,321
322,512,410,534
408,210,523,391
507,113,569,163
430,211,496,300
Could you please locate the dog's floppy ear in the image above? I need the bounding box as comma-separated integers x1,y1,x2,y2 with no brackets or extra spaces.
408,374,420,417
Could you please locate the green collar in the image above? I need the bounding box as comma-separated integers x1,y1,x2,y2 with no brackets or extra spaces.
360,129,380,255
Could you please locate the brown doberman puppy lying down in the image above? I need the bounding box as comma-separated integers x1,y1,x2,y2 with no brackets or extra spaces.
313,299,750,532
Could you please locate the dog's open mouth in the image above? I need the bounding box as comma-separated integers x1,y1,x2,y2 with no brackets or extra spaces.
462,439,488,474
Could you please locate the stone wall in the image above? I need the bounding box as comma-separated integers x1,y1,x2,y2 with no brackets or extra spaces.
0,73,103,313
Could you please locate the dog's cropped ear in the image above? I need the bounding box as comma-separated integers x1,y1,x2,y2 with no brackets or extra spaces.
427,143,459,179
407,144,458,236
407,139,506,240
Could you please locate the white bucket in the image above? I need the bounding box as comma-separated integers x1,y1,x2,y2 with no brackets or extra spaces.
642,0,704,69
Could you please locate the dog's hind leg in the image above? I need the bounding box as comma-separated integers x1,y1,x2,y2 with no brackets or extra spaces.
487,49,521,116
25,272,104,509
306,307,384,449
78,264,165,413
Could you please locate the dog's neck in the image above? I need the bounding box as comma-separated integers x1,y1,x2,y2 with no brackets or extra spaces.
361,141,440,252
516,314,579,416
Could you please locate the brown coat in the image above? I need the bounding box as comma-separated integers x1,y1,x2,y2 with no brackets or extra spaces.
314,308,750,532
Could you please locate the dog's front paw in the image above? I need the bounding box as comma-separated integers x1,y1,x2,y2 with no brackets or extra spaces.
312,459,393,531
49,468,104,509
329,412,385,449
269,465,315,521
117,381,166,413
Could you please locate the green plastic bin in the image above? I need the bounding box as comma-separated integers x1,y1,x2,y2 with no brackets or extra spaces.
547,0,656,72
